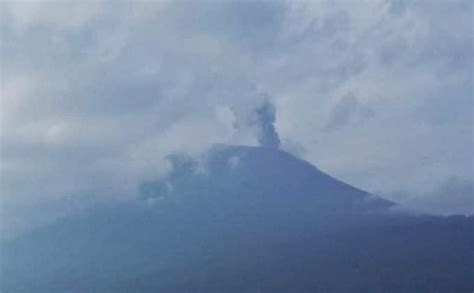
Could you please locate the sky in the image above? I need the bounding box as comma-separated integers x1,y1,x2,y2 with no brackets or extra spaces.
0,0,473,237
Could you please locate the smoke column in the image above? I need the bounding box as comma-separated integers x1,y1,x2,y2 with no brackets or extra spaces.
255,100,280,149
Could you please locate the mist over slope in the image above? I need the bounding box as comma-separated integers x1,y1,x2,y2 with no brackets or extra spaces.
1,145,473,292
140,145,393,213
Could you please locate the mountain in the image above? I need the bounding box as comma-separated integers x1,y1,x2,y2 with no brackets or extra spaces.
1,145,473,292
140,144,394,214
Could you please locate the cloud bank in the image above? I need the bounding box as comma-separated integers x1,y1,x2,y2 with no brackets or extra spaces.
1,0,472,237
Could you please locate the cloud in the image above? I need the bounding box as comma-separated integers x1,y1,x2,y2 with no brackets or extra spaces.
387,177,474,215
323,93,374,133
0,0,472,237
2,1,104,33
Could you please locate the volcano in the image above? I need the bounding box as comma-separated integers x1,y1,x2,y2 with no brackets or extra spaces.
1,145,473,292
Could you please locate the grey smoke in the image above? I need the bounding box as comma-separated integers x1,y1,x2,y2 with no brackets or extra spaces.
255,100,280,149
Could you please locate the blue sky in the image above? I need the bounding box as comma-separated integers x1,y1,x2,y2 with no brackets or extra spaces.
0,0,473,237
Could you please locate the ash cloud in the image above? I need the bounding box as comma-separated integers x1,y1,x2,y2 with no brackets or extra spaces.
255,100,280,149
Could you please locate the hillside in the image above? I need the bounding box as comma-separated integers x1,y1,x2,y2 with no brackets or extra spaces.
1,145,472,292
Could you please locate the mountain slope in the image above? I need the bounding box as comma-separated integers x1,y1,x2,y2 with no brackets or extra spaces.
140,144,393,212
1,145,473,292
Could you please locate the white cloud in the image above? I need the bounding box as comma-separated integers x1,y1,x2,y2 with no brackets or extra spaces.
3,0,103,33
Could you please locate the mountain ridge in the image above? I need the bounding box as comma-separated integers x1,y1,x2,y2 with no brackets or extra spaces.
1,144,472,292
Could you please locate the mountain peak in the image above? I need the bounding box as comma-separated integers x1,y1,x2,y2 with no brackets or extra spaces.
4,144,473,293
139,144,394,213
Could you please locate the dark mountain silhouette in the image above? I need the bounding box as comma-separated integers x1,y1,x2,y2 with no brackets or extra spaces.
1,145,473,292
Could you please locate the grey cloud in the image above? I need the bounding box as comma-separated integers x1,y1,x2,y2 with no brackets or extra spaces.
391,177,474,215
323,93,374,133
254,100,281,149
1,0,473,237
